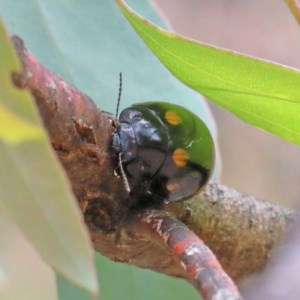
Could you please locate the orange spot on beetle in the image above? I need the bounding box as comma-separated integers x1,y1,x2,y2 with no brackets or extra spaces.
167,182,179,191
165,111,182,125
173,148,189,167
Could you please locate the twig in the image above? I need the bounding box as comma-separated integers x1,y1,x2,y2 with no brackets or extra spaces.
166,183,297,280
285,0,300,25
134,210,243,299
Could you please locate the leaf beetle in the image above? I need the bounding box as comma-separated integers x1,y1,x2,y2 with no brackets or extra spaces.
112,101,215,203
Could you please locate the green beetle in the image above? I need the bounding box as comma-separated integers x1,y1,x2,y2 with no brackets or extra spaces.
113,102,215,202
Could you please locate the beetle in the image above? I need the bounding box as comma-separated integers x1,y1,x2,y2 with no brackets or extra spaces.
112,101,215,203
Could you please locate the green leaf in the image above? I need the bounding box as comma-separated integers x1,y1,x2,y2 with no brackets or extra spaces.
96,254,199,300
0,21,98,295
57,253,199,300
116,0,300,146
0,203,57,300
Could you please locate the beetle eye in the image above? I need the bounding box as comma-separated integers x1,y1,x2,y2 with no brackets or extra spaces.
131,111,142,121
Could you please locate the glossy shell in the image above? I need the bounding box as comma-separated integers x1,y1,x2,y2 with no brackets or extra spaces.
114,102,215,202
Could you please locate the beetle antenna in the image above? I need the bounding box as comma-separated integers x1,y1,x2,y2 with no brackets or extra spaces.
118,152,131,193
116,72,122,118
115,73,129,192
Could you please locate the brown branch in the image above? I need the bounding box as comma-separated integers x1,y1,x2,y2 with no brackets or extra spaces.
10,35,299,297
133,210,242,299
285,0,300,25
11,35,127,216
165,183,297,280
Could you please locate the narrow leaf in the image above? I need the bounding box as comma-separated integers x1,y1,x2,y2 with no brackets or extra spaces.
116,0,300,145
0,21,98,294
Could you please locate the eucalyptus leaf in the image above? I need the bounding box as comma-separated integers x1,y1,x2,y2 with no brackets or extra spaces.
117,0,300,146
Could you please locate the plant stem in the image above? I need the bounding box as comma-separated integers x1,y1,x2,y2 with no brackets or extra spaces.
134,210,243,300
